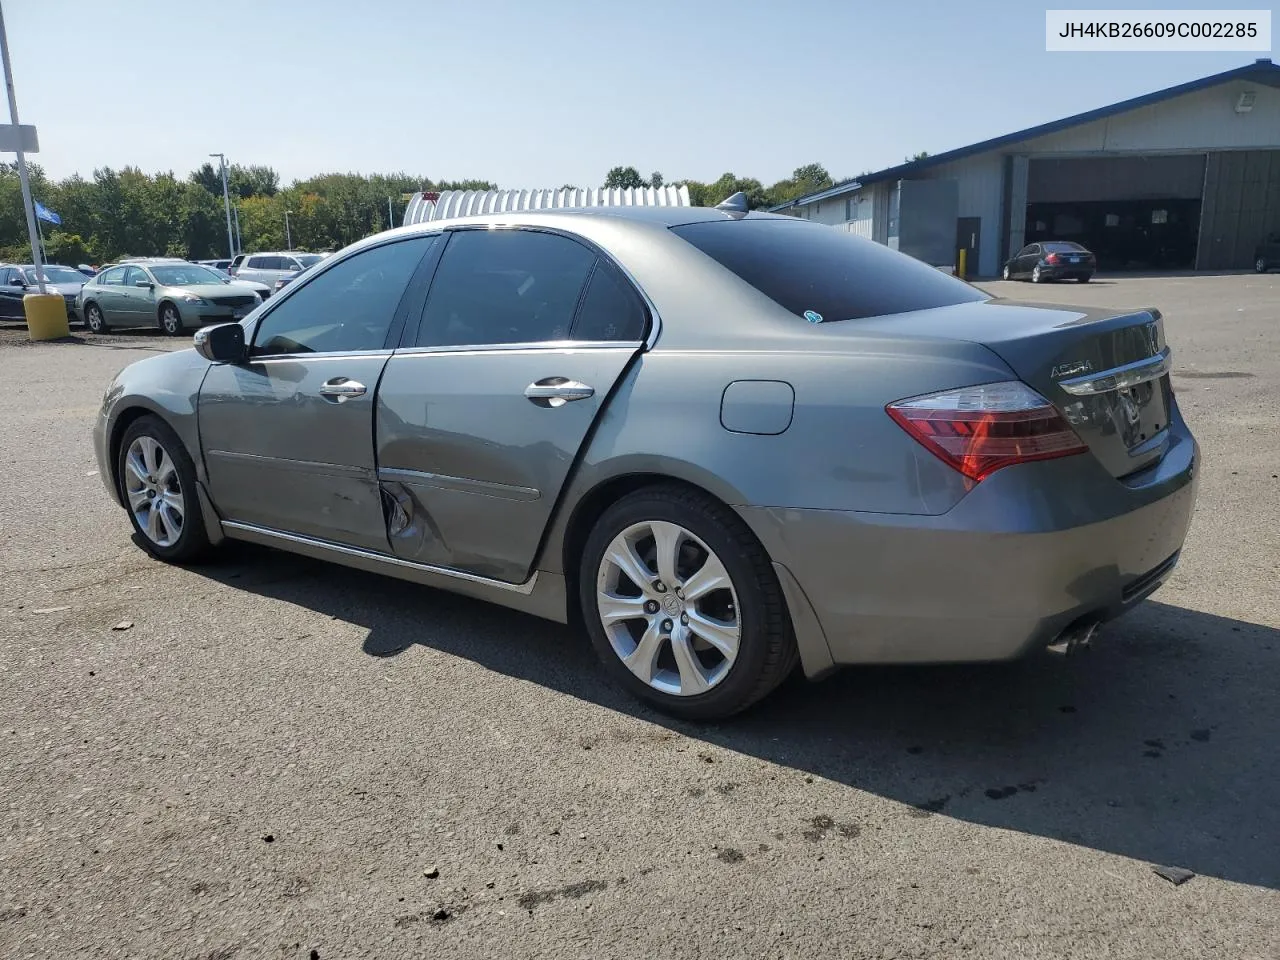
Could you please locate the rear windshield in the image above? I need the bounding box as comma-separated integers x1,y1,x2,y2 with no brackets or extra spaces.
1042,241,1087,252
670,218,987,322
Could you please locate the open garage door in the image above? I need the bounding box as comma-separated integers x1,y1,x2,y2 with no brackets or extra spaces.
1025,155,1205,271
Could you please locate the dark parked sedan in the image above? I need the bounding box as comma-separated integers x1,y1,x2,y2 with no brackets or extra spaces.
92,204,1197,719
1254,232,1279,273
1003,241,1096,282
0,263,88,321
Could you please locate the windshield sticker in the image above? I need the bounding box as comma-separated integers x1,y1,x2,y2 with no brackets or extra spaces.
804,310,823,324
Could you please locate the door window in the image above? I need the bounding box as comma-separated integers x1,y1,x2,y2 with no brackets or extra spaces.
98,266,128,286
247,256,269,269
123,266,151,287
415,229,597,347
251,236,435,357
571,260,648,341
0,268,16,285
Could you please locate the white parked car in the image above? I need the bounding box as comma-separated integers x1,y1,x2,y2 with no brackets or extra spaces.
230,251,326,288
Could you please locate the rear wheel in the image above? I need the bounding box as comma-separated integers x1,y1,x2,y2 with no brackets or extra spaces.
578,485,796,720
1031,265,1043,283
1078,274,1092,283
1257,257,1269,274
85,302,105,334
159,302,183,336
1001,265,1011,280
117,415,212,563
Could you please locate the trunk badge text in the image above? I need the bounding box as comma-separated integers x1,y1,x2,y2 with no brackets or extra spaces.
1051,360,1094,379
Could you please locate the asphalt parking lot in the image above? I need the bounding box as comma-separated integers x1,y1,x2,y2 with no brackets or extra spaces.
2,274,1278,959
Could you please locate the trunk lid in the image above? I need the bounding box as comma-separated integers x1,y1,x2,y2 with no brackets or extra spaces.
848,298,1173,478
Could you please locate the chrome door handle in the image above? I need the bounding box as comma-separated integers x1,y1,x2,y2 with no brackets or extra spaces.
524,378,594,407
319,377,367,402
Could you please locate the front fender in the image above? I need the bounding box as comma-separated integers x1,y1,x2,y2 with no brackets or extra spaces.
96,348,213,500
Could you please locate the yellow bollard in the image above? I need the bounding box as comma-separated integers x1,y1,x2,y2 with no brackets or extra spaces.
958,248,967,281
23,292,70,341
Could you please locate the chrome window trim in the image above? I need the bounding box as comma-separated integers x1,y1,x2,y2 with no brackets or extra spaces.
247,349,395,363
391,340,641,357
220,521,538,594
1057,349,1172,396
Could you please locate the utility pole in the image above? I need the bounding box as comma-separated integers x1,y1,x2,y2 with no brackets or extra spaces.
232,203,242,254
210,152,234,259
0,1,46,293
284,209,292,250
387,195,394,228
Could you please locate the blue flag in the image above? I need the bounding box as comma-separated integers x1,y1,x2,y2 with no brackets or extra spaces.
34,200,61,226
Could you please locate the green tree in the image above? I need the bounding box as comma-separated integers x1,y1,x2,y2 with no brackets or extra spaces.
44,231,95,265
603,166,647,189
905,151,930,163
649,171,664,188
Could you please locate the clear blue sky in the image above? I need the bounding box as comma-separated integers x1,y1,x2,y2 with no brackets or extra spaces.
7,0,1273,188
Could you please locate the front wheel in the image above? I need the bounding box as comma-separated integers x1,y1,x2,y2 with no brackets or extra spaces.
84,302,106,334
117,415,212,563
578,485,796,720
159,303,183,336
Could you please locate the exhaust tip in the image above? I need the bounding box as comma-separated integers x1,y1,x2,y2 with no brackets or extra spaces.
1047,620,1099,656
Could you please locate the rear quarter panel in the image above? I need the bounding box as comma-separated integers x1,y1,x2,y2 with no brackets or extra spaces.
538,333,1017,578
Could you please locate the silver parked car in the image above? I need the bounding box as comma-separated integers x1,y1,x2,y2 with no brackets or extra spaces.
231,251,325,289
92,205,1199,719
78,262,263,335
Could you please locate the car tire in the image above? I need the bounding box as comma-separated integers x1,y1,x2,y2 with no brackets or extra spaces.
1078,274,1091,283
578,484,797,721
158,302,184,336
1257,258,1269,274
85,302,106,334
1031,265,1042,283
117,415,212,564
1001,265,1011,280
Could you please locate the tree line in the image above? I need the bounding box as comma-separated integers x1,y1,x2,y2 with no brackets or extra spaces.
0,160,840,266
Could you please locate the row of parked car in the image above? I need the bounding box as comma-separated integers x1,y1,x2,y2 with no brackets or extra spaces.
0,250,328,334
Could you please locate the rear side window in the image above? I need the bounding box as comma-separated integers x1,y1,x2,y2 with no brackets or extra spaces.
415,229,597,347
572,261,647,341
671,219,986,322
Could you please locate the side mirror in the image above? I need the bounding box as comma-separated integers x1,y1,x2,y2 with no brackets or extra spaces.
134,280,153,289
193,322,247,364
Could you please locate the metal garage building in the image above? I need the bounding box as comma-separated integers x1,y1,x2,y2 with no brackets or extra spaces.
771,59,1280,276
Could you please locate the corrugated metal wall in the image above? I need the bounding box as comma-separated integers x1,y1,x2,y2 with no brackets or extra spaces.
403,186,690,225
1021,80,1280,154
1197,150,1280,269
911,153,1006,275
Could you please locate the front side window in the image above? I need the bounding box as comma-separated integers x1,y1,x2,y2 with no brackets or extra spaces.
671,218,986,324
415,229,597,347
251,236,435,357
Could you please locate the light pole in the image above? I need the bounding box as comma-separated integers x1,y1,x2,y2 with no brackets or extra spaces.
284,209,292,250
210,152,234,259
232,203,242,254
0,1,45,294
387,195,394,228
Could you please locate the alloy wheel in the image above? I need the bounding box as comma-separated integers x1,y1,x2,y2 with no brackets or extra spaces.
162,306,181,335
595,520,741,697
1002,265,1010,280
1257,258,1268,274
86,304,104,332
123,435,185,547
1031,266,1042,283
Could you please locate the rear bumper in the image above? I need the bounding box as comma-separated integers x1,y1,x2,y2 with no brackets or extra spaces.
739,419,1199,666
1042,265,1093,279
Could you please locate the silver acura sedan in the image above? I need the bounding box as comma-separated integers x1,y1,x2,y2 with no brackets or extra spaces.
92,204,1199,719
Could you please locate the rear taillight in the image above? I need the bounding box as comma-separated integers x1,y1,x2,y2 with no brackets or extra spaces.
887,381,1087,482
1045,253,1060,264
